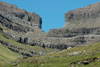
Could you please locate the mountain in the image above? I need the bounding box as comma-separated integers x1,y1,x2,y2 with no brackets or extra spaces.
0,1,58,65
0,1,46,43
0,1,100,67
48,2,100,47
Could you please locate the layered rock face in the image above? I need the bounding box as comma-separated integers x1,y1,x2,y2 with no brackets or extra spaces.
47,3,100,49
0,2,42,30
48,3,100,37
0,2,46,44
1,1,100,50
65,3,100,28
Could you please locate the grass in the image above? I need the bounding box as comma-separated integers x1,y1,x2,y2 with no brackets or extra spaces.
0,32,58,54
0,28,58,66
3,42,100,67
0,43,20,64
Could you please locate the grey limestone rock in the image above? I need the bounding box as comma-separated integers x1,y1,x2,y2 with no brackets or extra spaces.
1,1,100,50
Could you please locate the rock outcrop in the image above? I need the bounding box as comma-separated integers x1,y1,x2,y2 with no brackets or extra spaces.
0,2,42,29
65,3,100,29
48,3,100,37
1,1,100,50
47,2,100,48
0,2,46,44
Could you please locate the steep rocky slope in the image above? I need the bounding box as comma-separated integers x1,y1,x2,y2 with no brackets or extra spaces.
1,1,100,50
47,3,100,48
65,3,100,28
0,2,46,45
48,3,100,37
0,1,78,49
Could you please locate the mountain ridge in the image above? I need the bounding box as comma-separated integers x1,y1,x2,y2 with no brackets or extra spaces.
1,1,100,50
0,1,100,67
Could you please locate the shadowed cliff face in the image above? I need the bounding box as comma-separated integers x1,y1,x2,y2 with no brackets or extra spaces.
0,2,42,30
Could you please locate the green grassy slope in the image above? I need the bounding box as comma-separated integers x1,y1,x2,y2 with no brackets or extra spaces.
0,29,58,66
4,42,100,67
0,23,58,54
0,43,20,64
0,33,58,55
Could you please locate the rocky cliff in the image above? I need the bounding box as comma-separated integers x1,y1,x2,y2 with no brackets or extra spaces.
0,2,46,44
48,3,100,37
1,1,100,50
47,3,100,49
0,2,42,29
65,3,100,28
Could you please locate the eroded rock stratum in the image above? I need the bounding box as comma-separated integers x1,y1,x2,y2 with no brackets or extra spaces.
1,2,100,49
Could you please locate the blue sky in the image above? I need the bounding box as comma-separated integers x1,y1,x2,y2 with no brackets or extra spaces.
0,0,100,32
